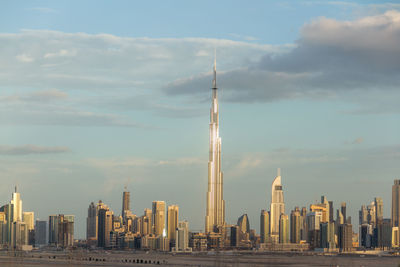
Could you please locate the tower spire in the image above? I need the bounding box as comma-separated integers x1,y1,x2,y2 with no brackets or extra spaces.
213,50,217,89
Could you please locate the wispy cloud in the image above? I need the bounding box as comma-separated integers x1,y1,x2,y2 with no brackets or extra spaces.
30,7,56,13
0,145,69,155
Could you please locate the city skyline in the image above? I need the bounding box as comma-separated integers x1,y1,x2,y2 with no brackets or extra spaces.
0,0,399,239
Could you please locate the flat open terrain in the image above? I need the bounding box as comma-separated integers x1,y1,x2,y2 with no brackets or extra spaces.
0,251,399,267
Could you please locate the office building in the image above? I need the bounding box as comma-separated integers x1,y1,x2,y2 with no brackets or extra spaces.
260,210,270,243
338,223,353,252
86,202,97,244
279,214,289,244
393,180,400,244
122,189,130,220
290,207,301,243
175,221,190,251
98,203,113,248
152,201,166,237
35,220,46,246
167,205,179,246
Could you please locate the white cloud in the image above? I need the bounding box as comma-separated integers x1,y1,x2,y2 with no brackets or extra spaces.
16,54,34,63
166,10,400,106
0,144,69,155
30,7,56,13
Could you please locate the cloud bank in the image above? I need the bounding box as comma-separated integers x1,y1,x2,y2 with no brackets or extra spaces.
0,145,69,155
166,11,400,104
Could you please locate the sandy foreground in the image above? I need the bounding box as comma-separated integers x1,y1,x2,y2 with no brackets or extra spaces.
0,251,399,267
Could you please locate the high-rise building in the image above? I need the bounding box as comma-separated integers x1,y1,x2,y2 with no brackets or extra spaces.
260,210,270,243
205,59,225,234
338,223,353,252
11,186,22,223
98,204,113,248
48,215,58,245
320,222,335,249
167,205,179,245
279,214,289,244
300,207,307,241
375,197,383,222
290,207,301,243
270,168,285,242
35,220,47,246
140,208,152,235
23,211,34,245
86,202,97,244
237,214,250,236
152,201,166,237
341,202,347,224
359,205,368,225
328,201,334,223
48,214,74,248
10,221,28,249
122,188,130,219
58,215,74,248
392,180,400,229
22,212,34,231
176,221,190,251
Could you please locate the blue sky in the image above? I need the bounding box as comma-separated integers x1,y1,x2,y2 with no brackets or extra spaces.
1,0,400,238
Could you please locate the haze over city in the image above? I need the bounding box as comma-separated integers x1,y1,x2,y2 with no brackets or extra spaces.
0,0,399,241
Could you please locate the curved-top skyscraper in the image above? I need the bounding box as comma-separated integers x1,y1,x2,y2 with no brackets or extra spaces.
270,168,285,241
205,58,225,234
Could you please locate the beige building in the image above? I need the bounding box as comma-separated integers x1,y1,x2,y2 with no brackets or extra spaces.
167,205,179,243
260,210,270,243
22,212,34,231
152,201,165,237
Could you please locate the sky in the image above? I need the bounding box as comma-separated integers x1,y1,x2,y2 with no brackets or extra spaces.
1,0,400,238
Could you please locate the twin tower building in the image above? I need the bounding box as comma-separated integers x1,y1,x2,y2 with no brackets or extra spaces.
204,59,285,243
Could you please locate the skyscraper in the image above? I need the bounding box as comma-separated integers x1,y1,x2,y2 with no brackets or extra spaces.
375,197,383,222
205,58,225,234
97,203,113,248
176,221,190,251
167,205,179,245
279,214,289,244
392,180,400,228
35,220,47,246
152,201,166,237
290,207,301,243
270,168,285,242
341,202,347,224
122,188,130,219
86,202,97,243
237,214,250,236
260,210,270,243
11,186,22,222
23,211,35,245
48,214,74,248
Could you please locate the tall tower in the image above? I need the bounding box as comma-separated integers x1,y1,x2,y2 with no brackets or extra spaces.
167,205,179,244
122,187,130,219
86,202,97,242
205,57,225,234
270,168,285,242
152,201,166,236
392,180,400,228
11,186,22,222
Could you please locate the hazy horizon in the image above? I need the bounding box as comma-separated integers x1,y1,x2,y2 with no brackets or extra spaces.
0,0,399,239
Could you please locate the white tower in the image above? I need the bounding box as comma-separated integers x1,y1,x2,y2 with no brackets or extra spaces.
205,57,225,233
11,186,23,222
270,168,285,242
